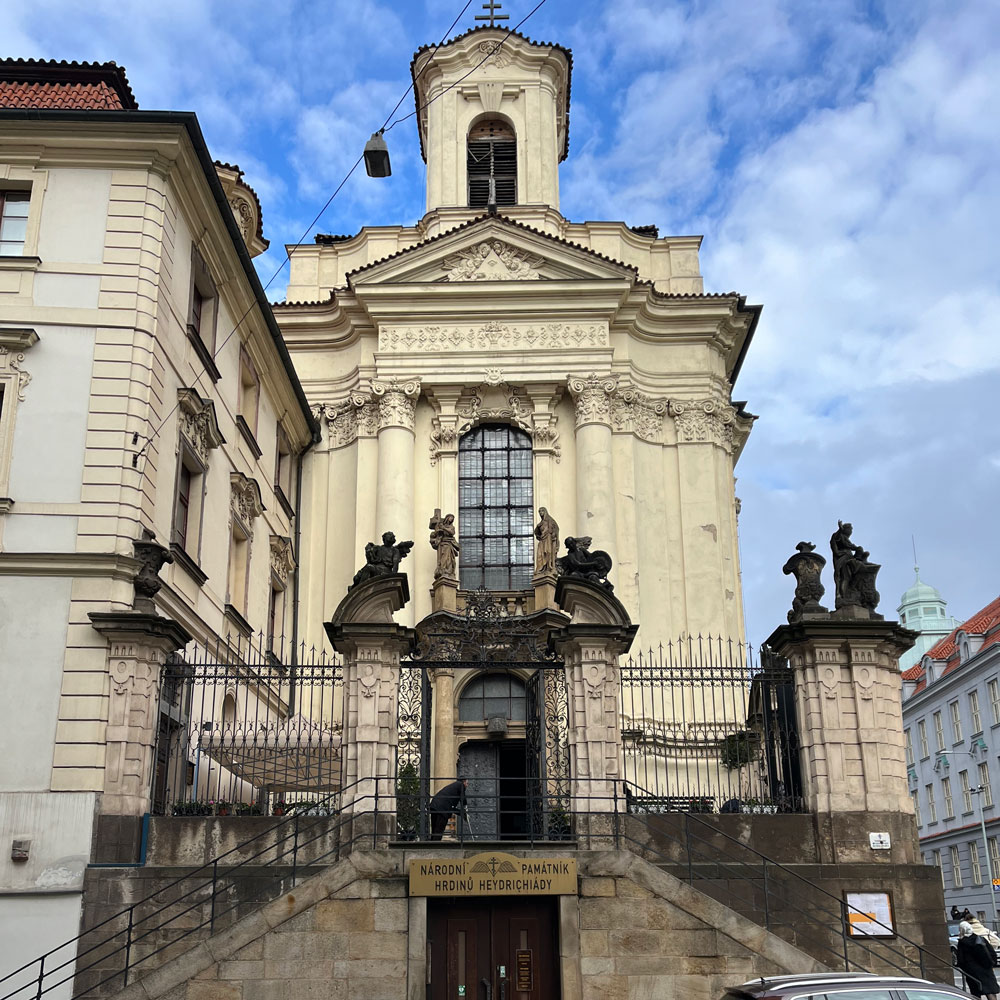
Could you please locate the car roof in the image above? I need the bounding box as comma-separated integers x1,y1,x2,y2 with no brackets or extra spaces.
729,973,940,996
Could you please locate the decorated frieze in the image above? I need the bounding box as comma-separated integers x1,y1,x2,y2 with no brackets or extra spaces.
442,239,544,281
177,387,224,464
378,321,606,353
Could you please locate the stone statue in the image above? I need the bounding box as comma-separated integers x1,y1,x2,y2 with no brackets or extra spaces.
781,541,828,622
556,536,614,591
350,531,414,589
830,521,881,613
533,507,560,576
429,509,460,580
132,531,173,613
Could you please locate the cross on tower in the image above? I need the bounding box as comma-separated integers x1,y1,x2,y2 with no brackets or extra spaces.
475,1,509,27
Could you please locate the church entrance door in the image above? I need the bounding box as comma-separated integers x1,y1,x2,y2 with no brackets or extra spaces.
459,739,529,840
427,897,560,1000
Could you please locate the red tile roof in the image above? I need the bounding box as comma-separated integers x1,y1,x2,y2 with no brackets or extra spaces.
903,593,1000,692
0,59,137,110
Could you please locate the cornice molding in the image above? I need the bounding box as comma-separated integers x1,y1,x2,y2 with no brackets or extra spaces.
0,551,139,581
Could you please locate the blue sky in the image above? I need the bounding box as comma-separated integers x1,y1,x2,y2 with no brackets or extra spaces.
8,0,999,641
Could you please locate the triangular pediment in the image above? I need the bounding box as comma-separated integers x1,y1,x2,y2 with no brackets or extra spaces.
346,216,637,286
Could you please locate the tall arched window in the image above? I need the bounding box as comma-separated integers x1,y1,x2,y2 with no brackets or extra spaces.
467,119,517,208
458,424,533,590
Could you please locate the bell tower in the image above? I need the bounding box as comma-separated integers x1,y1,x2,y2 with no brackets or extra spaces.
411,13,571,214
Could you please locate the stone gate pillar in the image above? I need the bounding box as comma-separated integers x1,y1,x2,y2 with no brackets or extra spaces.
325,574,415,820
551,577,637,810
766,617,919,863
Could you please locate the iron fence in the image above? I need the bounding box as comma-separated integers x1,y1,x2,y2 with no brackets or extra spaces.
152,634,343,816
619,638,803,812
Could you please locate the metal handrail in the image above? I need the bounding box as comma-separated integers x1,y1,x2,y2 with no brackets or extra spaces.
1,777,955,999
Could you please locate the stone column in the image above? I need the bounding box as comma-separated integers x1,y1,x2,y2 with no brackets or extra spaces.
326,575,415,827
567,374,619,565
88,614,191,819
372,376,420,545
551,578,637,811
430,667,456,793
766,616,918,863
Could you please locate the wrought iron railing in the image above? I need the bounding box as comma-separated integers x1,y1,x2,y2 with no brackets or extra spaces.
152,635,343,815
619,637,804,811
2,778,953,1000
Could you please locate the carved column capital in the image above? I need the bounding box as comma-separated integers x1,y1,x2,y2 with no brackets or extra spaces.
567,373,619,428
372,377,421,431
610,387,668,443
669,397,738,452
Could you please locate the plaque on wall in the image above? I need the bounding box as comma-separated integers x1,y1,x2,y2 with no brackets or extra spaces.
844,891,895,937
408,852,577,896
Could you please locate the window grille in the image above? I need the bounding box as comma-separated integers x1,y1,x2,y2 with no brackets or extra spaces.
458,423,533,590
951,844,963,887
467,119,517,208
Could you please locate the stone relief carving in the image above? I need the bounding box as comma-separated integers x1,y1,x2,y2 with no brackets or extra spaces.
378,322,606,352
478,39,513,68
610,387,668,443
442,240,544,281
669,398,739,451
270,534,296,585
567,373,620,427
456,382,531,435
229,194,255,242
372,377,421,431
177,388,224,463
230,471,264,527
318,392,381,449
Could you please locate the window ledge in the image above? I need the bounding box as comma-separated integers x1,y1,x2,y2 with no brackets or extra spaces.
0,497,13,515
224,603,254,639
274,484,295,520
185,324,221,383
170,542,208,586
0,328,38,349
236,415,263,460
0,255,41,271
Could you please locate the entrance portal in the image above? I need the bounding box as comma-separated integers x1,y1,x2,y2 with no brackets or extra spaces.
459,739,529,840
427,897,559,1000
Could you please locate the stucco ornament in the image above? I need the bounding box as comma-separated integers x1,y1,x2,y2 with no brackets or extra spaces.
319,392,380,448
669,398,738,451
567,373,620,427
230,472,264,527
0,346,33,400
378,322,605,352
478,39,513,68
371,377,421,431
442,240,544,281
177,388,224,463
229,194,255,243
269,535,296,585
610,387,668,442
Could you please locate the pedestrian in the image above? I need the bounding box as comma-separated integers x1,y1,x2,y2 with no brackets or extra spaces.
429,778,468,841
968,917,1000,952
956,920,1000,999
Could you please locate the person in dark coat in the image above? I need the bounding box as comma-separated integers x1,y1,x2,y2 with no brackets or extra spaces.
956,920,1000,999
429,778,468,840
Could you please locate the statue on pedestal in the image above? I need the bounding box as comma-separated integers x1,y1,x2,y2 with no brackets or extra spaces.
533,507,560,577
351,531,413,589
557,536,614,591
782,541,828,622
429,509,460,580
830,520,881,614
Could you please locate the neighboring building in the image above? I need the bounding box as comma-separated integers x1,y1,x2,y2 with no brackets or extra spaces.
0,58,317,984
897,567,959,673
902,594,1000,924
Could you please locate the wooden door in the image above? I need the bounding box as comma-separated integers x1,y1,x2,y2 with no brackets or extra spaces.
428,898,559,1000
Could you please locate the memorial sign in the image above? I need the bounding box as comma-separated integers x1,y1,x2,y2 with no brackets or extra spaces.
408,852,577,896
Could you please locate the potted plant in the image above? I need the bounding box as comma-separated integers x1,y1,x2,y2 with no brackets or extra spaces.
720,730,760,771
742,797,778,815
272,799,287,816
214,800,231,816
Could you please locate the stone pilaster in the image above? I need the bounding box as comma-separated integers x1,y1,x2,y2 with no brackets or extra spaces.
567,373,620,566
87,612,191,817
326,574,415,818
766,617,919,863
430,667,456,793
551,577,637,809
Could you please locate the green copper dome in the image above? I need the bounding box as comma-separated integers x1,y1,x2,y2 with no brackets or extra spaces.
897,567,959,672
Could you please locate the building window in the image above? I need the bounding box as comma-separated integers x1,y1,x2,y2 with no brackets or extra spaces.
926,784,937,823
989,837,1000,875
172,446,206,556
971,690,983,735
227,523,251,617
0,190,30,255
905,728,914,767
458,672,527,723
933,712,945,752
458,424,533,591
918,719,929,758
267,582,283,654
187,246,220,380
961,770,973,813
943,776,954,818
989,679,1000,725
951,845,963,888
980,762,993,808
238,349,260,437
467,118,516,208
934,849,944,888
911,790,922,827
274,425,293,515
951,700,964,743
970,841,983,885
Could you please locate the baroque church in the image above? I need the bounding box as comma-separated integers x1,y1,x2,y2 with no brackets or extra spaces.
0,13,944,1000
